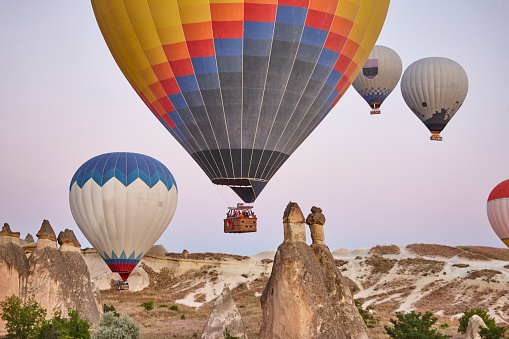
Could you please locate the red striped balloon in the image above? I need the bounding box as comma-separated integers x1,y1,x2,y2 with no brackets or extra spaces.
487,180,509,248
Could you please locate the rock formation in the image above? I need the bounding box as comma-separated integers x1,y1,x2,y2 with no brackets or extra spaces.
58,229,81,252
36,219,57,249
306,206,325,245
465,315,487,339
25,233,34,243
0,237,29,331
0,221,101,332
201,284,248,339
0,223,21,245
282,202,306,243
260,202,369,339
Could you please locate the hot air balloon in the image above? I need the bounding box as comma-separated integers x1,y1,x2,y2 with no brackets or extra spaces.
352,45,402,114
487,180,509,248
91,0,389,203
401,57,468,141
69,152,178,282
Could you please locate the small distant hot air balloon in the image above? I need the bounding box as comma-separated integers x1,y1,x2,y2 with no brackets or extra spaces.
352,45,402,114
401,57,468,141
69,152,178,282
91,0,390,203
487,180,509,248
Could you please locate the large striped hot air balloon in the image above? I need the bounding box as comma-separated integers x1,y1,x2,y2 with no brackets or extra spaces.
401,57,468,141
69,152,178,281
487,180,509,248
352,45,402,114
91,0,389,203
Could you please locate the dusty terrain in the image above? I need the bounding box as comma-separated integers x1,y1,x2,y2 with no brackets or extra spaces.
86,244,509,338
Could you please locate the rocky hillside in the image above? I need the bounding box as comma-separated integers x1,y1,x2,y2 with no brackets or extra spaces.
83,243,509,337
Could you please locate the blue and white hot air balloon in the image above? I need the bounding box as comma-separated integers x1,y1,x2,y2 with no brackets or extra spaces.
69,152,178,281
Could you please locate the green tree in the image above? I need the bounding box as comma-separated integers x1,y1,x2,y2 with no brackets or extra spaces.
458,309,497,334
458,309,507,339
0,295,46,339
384,311,451,339
354,299,378,328
479,325,507,339
92,312,140,339
36,308,91,339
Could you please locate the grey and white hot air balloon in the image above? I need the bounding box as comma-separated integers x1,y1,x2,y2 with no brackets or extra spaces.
352,45,402,114
401,57,468,141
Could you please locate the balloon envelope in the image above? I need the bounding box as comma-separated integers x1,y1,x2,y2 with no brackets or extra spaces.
352,45,402,114
91,0,389,202
400,57,468,140
487,179,509,248
69,152,178,280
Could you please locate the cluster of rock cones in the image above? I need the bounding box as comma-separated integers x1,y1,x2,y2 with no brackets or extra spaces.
0,220,101,332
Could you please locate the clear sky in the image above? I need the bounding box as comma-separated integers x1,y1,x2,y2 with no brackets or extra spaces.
1,1,508,255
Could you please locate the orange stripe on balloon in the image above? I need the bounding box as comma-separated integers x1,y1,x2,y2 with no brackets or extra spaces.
151,62,174,81
329,16,353,36
162,41,190,61
210,3,243,21
148,82,167,99
182,22,213,41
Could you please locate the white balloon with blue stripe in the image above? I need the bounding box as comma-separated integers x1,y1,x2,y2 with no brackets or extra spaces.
69,152,178,281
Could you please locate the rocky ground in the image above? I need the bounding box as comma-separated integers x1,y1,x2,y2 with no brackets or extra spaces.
87,243,509,338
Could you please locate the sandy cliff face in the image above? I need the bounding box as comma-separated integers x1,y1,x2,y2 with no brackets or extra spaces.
0,222,101,335
0,242,29,331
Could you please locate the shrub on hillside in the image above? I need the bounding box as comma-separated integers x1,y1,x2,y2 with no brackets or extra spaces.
0,295,46,339
36,308,91,339
1,295,91,339
354,299,378,328
458,309,506,339
92,312,140,339
384,311,451,339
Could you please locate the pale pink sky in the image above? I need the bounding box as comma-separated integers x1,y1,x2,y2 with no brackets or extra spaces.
1,1,508,254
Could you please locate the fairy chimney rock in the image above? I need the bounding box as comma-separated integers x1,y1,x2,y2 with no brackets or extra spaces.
58,229,81,252
465,315,486,339
201,284,248,339
25,233,34,243
306,206,326,245
36,220,57,249
282,202,306,243
0,223,21,245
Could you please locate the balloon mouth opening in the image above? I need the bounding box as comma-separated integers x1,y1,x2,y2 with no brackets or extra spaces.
212,178,268,203
118,272,131,281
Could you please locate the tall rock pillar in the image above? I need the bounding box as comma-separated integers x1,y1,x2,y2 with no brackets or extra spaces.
260,202,370,339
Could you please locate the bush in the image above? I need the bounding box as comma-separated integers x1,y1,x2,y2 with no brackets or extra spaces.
354,299,378,328
140,301,154,311
180,314,186,319
92,312,140,339
0,295,46,339
384,311,451,339
458,309,497,334
169,305,178,311
1,295,90,339
103,304,119,317
458,309,507,339
37,308,91,339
